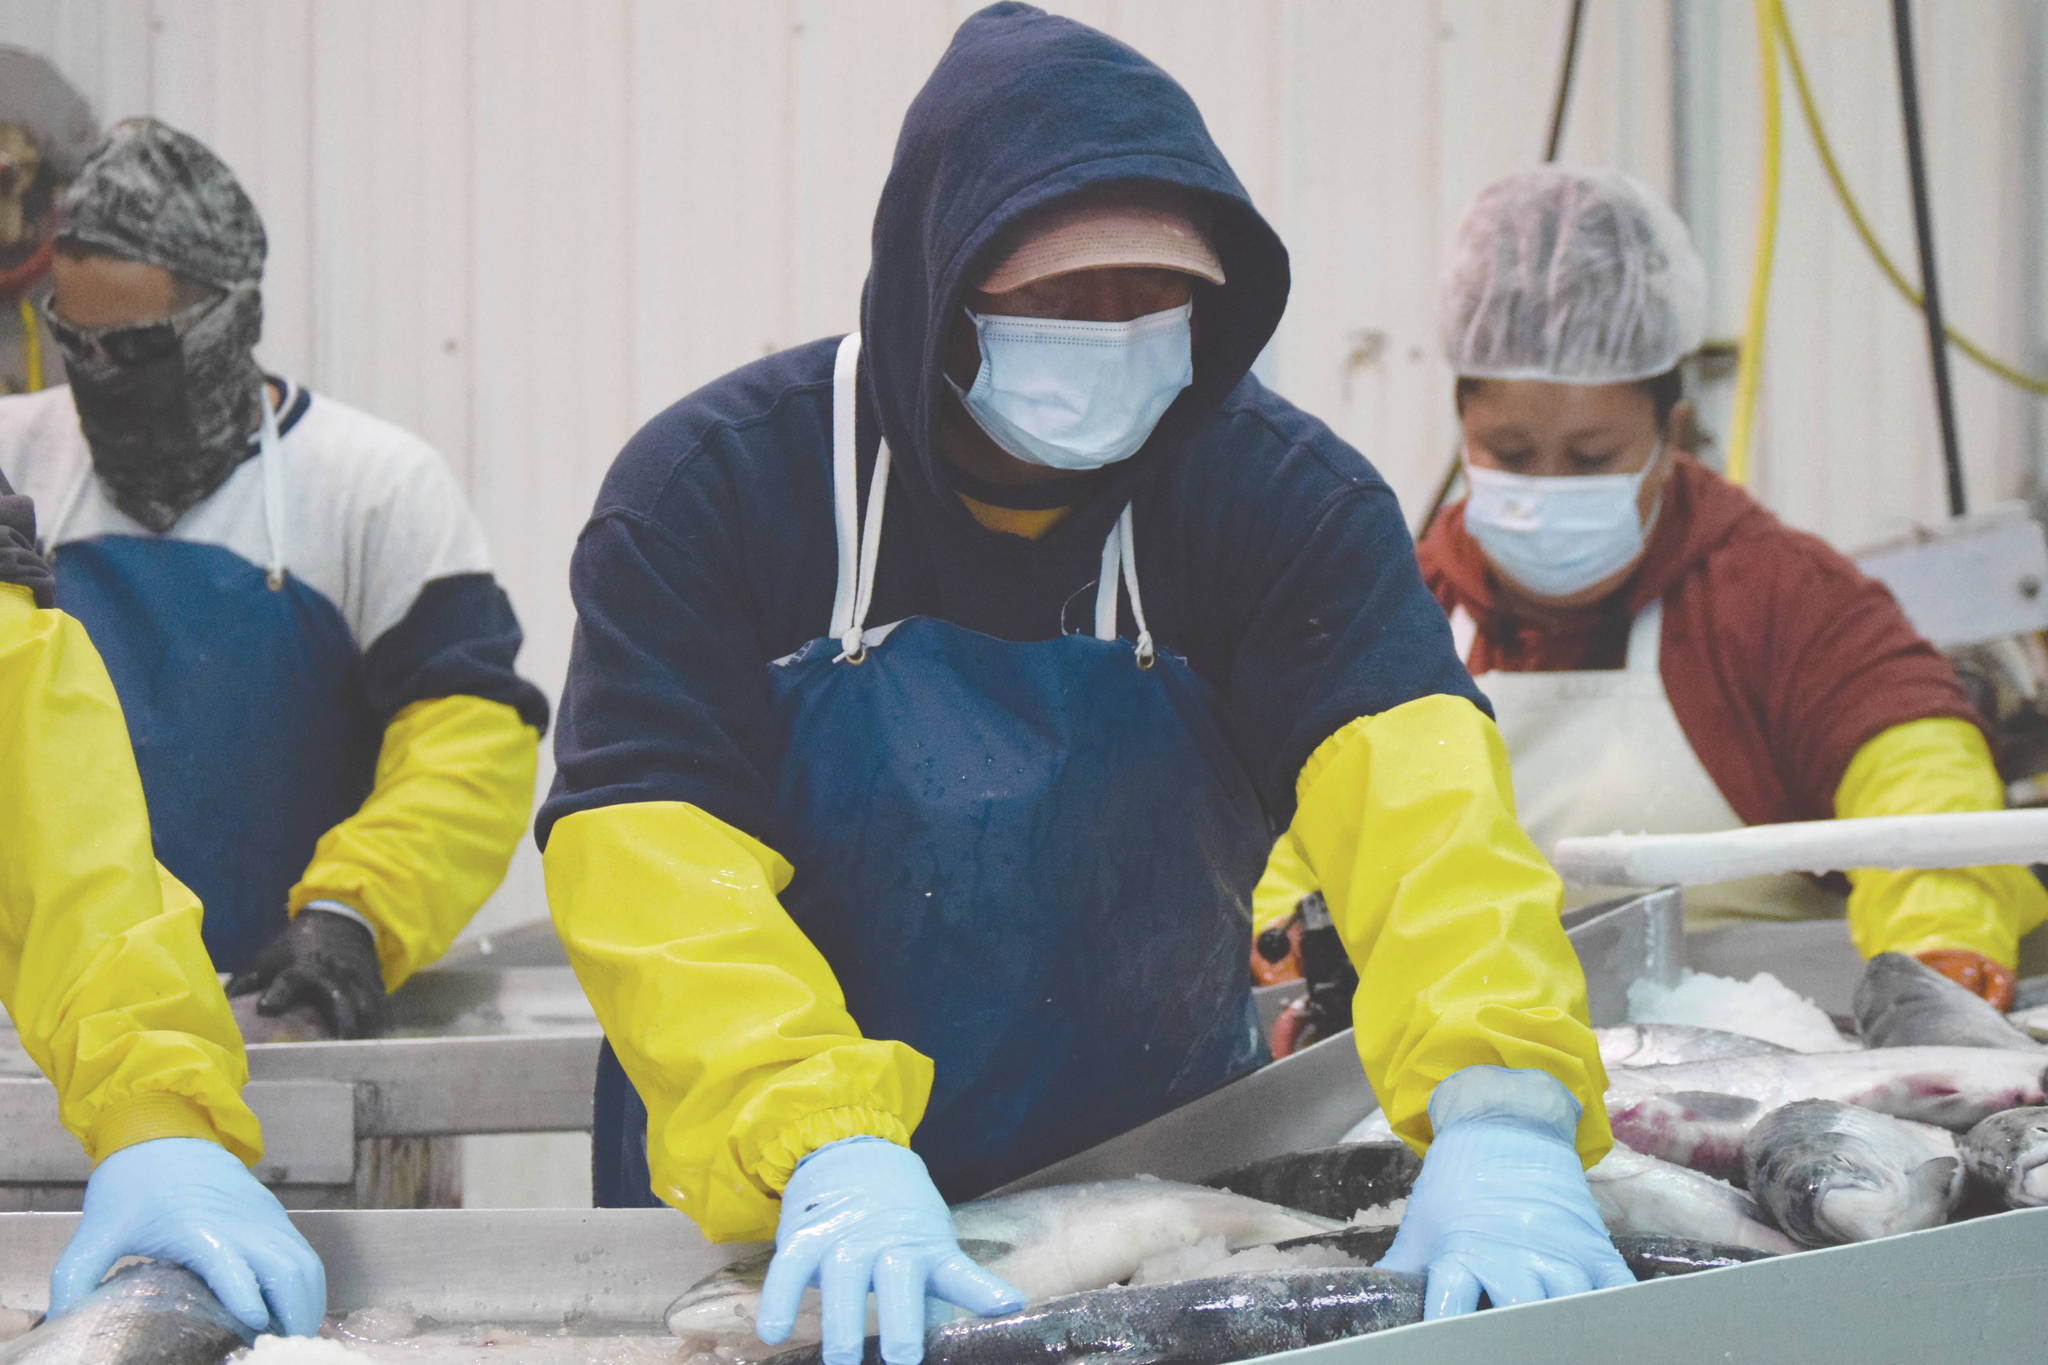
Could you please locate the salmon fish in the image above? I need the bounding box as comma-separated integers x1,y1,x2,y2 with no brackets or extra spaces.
1586,1145,1798,1255
1741,1100,1962,1246
758,1267,1425,1365
1959,1106,2048,1209
665,1178,1336,1352
0,1262,253,1365
1596,1023,1790,1069
1603,1046,2048,1132
1854,954,2041,1051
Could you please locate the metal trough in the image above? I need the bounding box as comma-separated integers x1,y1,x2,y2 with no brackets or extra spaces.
1291,1206,2048,1364
1001,885,1682,1192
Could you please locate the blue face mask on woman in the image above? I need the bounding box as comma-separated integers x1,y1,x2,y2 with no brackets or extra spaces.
947,302,1194,471
1462,441,1665,599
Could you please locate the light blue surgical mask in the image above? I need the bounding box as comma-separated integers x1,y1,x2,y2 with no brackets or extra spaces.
1462,442,1665,599
947,302,1194,471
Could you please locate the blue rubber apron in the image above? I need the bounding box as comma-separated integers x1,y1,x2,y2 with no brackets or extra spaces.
594,334,1270,1206
46,388,377,973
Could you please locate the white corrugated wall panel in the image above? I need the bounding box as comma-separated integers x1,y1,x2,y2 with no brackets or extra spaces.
1256,0,1675,519
145,1,318,382
463,0,638,928
308,0,474,482
0,0,152,140
628,1,796,417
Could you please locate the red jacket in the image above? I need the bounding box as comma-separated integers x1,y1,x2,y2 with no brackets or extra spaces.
1417,456,1980,826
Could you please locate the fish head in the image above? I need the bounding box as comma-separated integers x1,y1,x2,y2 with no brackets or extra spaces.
1815,1155,1961,1242
2004,1115,2048,1206
1854,953,2032,1049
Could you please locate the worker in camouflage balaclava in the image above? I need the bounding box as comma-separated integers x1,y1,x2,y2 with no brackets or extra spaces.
51,118,267,532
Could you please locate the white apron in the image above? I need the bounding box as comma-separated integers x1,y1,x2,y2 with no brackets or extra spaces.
1452,599,1842,928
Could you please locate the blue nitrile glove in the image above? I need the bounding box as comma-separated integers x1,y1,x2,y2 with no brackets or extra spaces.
50,1137,327,1336
756,1136,1025,1365
1378,1066,1634,1319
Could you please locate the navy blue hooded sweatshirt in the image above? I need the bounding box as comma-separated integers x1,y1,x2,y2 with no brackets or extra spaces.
540,4,1481,858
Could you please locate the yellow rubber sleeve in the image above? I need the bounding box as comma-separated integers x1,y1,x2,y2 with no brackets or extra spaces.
0,585,262,1165
1836,718,2048,968
1252,830,1316,935
289,694,540,991
544,800,933,1241
1288,694,1612,1167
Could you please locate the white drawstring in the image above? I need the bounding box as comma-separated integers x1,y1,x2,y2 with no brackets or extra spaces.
1119,507,1155,667
842,443,891,661
827,331,894,663
1094,519,1120,641
827,333,862,641
257,382,288,589
1092,504,1153,666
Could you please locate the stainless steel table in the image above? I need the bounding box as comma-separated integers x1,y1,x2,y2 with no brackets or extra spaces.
1,946,601,1207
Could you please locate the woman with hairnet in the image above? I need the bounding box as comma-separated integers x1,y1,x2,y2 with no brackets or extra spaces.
0,474,324,1336
1267,165,2043,1009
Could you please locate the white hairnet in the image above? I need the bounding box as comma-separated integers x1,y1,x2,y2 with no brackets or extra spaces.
1439,165,1707,384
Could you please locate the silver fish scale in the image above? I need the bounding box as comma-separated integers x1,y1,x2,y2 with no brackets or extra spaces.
0,1262,252,1365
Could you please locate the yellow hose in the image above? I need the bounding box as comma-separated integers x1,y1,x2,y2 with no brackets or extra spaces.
1725,0,1783,488
1775,4,2048,396
17,297,41,393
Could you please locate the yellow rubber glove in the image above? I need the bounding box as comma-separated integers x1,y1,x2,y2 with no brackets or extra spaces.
0,584,261,1164
1286,694,1612,1167
1837,717,2048,970
289,694,539,991
545,800,934,1241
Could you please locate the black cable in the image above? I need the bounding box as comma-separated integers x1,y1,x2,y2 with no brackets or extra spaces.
1890,0,1968,518
1416,0,1588,537
1544,0,1589,162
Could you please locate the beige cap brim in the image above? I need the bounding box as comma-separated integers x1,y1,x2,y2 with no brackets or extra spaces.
979,200,1225,294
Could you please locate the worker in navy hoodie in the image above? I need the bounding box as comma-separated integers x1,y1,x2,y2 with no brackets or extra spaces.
544,8,1631,1361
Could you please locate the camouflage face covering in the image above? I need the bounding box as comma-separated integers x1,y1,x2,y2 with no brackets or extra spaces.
54,117,268,531
57,282,264,533
59,118,265,289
